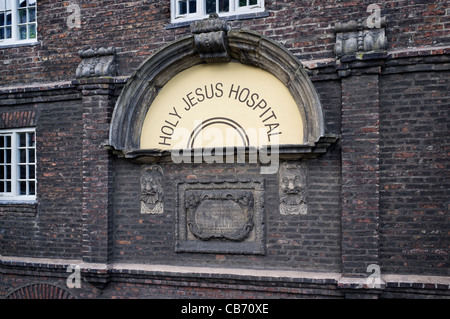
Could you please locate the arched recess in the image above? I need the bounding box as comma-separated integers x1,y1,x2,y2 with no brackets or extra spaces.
109,16,336,159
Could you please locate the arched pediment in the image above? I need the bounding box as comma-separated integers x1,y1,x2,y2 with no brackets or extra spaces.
109,16,336,160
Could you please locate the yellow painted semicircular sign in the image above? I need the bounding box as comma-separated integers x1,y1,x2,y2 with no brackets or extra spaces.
140,62,304,150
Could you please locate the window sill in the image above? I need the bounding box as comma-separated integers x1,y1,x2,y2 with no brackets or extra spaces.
0,40,39,49
166,10,270,29
0,200,37,217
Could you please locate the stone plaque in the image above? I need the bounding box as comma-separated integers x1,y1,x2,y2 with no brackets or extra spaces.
140,165,164,215
279,161,308,215
176,180,265,255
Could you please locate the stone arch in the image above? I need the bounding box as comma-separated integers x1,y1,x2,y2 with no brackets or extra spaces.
5,283,76,299
109,16,334,159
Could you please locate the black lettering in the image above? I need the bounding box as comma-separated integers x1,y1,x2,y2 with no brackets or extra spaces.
229,84,240,100
159,135,171,146
183,97,191,111
238,88,250,103
187,92,197,107
262,110,277,123
265,123,280,135
161,125,174,136
215,82,224,98
254,98,267,110
164,119,179,127
195,87,205,103
247,93,259,108
205,84,214,99
168,106,182,119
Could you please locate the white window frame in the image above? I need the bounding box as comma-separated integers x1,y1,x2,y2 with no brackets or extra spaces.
171,0,265,24
0,0,38,46
0,128,36,201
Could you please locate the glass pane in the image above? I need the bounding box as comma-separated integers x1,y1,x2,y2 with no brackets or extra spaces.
188,0,196,13
0,1,4,11
18,8,26,23
0,151,3,163
5,26,11,38
6,149,11,163
29,165,35,179
6,11,11,25
6,165,11,179
19,24,26,39
19,181,26,195
19,165,26,179
6,181,11,192
19,133,26,147
219,0,229,12
28,132,35,147
28,23,36,38
179,1,187,15
206,0,216,14
0,13,4,26
0,165,4,179
239,0,246,7
0,182,4,192
18,0,27,8
28,181,35,195
0,28,3,40
250,0,257,5
19,149,26,163
6,136,11,147
6,0,11,10
28,148,35,163
0,136,4,148
28,0,37,6
28,7,35,22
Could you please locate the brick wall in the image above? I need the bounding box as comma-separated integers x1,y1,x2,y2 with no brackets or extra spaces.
379,70,450,276
1,0,449,85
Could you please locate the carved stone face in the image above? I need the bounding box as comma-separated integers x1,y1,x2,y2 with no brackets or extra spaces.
140,170,163,205
280,173,306,205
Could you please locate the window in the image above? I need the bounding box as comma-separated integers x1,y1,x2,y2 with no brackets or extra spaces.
0,0,37,46
0,128,36,201
171,0,264,23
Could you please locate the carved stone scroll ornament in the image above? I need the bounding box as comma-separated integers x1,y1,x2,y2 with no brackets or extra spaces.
279,162,308,215
190,13,230,63
76,47,117,78
140,165,164,215
185,191,254,242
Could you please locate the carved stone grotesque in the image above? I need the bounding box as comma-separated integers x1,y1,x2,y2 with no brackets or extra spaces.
279,162,307,215
140,165,164,215
76,47,117,78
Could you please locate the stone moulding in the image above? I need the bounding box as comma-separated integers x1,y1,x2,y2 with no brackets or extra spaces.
108,16,337,160
76,47,117,78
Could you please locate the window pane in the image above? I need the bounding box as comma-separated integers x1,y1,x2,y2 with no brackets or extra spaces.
18,8,26,23
19,149,26,163
0,182,4,192
5,0,11,10
0,28,3,40
28,181,35,195
19,133,26,147
0,151,3,163
6,181,11,192
179,1,187,15
206,0,216,14
0,136,4,148
28,7,35,22
0,1,4,11
219,0,229,12
28,148,35,163
250,0,257,5
29,164,35,179
5,26,11,38
0,13,4,27
0,165,4,179
19,165,26,179
6,11,11,25
188,0,196,13
19,24,26,39
18,0,27,8
28,132,35,147
6,149,11,163
19,181,26,195
239,0,246,7
28,23,35,38
6,164,11,178
28,0,37,6
6,136,11,147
